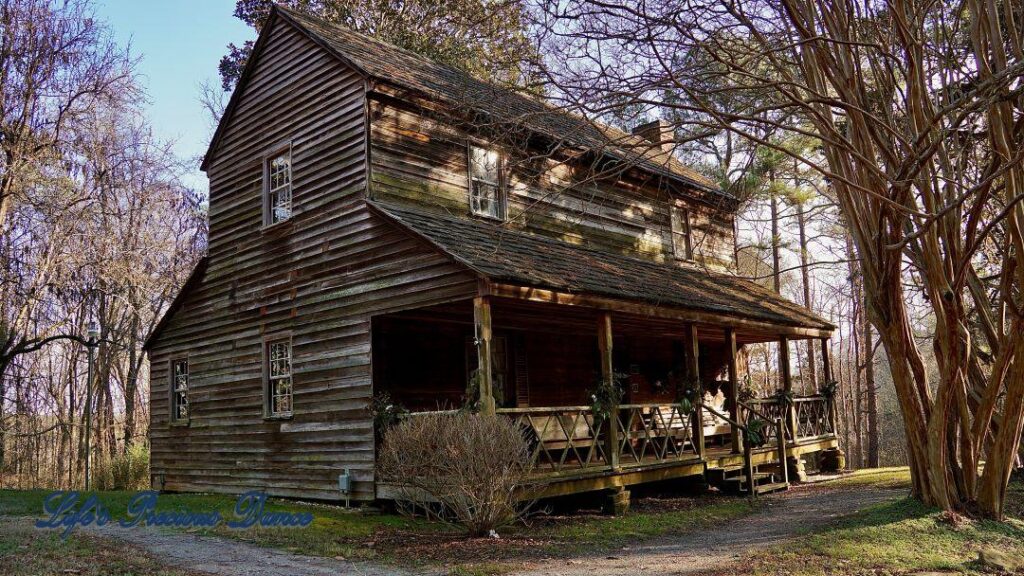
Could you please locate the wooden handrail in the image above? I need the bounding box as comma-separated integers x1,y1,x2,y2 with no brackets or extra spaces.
702,403,747,432
736,399,776,424
495,405,593,413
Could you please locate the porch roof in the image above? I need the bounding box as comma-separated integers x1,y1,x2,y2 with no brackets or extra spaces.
370,203,834,333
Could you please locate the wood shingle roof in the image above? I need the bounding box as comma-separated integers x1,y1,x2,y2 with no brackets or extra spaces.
371,202,833,332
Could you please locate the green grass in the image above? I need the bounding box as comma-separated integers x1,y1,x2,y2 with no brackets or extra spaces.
0,520,199,576
734,472,1024,576
0,488,434,560
821,467,913,490
0,487,761,569
544,498,759,548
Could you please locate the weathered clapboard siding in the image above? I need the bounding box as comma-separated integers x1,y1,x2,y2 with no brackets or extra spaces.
147,17,478,501
368,97,737,271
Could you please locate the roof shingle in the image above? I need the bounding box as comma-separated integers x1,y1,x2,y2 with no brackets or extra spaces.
371,202,832,331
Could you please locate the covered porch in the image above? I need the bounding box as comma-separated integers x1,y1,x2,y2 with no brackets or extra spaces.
372,287,838,499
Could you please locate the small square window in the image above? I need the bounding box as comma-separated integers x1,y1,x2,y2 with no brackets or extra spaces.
670,204,693,261
170,358,189,422
266,339,293,417
264,151,292,225
469,145,505,220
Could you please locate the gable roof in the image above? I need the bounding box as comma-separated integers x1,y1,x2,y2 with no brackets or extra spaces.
369,202,832,332
204,6,725,201
143,256,209,351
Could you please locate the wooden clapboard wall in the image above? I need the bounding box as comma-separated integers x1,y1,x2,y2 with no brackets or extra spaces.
147,17,478,501
367,96,737,271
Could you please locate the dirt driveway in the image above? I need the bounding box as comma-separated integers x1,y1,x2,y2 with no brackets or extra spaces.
512,485,904,576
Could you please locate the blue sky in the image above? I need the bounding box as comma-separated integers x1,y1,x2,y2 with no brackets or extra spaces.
94,0,253,193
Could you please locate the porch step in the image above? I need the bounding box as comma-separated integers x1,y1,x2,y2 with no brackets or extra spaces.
705,465,744,482
722,471,774,486
755,481,789,495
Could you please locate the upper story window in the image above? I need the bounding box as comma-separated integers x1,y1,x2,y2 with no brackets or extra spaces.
670,204,693,261
264,150,292,226
468,145,506,220
265,338,293,418
171,358,189,423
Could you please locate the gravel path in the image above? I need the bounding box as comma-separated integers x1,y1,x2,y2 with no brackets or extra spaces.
512,486,905,576
80,523,427,576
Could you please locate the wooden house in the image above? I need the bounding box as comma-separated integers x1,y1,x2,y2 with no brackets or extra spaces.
144,6,841,504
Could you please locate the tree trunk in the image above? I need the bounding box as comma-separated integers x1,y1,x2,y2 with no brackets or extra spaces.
797,201,817,392
770,186,781,295
864,309,879,468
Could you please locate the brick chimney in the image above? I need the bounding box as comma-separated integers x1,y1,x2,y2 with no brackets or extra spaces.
632,119,675,153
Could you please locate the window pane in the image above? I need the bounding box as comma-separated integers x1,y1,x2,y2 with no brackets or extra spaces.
670,206,691,260
471,181,499,218
266,153,292,224
470,146,499,183
267,340,293,416
171,360,188,421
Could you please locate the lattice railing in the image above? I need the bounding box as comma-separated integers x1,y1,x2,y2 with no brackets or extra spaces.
794,396,833,439
497,406,609,473
738,401,783,446
741,395,835,443
616,404,700,466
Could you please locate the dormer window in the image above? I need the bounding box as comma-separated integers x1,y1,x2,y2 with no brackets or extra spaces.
670,204,693,261
468,145,505,220
264,149,292,226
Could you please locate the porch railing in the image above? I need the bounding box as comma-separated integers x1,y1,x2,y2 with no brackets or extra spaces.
793,395,834,439
496,403,702,475
497,406,609,473
740,395,835,443
615,404,699,466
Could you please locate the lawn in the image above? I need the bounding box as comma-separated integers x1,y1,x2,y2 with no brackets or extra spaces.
0,519,202,576
0,485,760,571
720,470,1024,576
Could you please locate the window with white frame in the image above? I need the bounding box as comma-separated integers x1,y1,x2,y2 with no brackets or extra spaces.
468,145,505,220
265,151,292,225
670,204,693,260
171,358,189,422
266,339,293,417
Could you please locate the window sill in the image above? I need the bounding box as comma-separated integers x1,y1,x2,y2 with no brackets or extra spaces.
260,219,294,235
169,420,190,428
468,211,507,223
263,413,294,421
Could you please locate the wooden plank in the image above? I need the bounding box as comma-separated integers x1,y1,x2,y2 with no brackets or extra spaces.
598,312,619,469
725,327,741,453
779,337,797,438
474,296,496,415
683,324,705,459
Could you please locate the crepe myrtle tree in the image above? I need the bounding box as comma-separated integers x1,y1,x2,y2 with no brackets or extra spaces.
527,0,1024,518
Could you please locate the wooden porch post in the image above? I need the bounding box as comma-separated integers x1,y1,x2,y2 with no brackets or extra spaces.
684,324,705,459
820,336,836,429
779,337,796,439
598,312,620,469
820,337,832,383
725,328,741,454
474,296,496,415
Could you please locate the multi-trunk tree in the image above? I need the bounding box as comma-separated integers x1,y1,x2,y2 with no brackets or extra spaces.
530,0,1024,517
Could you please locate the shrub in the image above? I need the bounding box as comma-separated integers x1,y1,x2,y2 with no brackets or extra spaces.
376,411,533,536
93,444,150,491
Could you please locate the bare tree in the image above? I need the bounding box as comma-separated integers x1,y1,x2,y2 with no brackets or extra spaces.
529,0,1024,517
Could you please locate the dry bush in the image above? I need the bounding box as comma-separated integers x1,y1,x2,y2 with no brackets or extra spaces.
93,444,150,491
377,411,534,536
